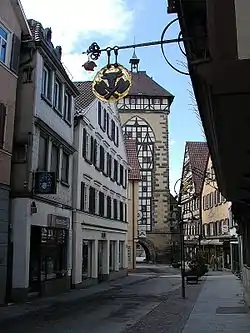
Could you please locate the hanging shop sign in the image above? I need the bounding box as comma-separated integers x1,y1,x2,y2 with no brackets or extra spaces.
92,63,132,103
92,47,132,103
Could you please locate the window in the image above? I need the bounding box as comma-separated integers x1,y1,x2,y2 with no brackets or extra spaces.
119,165,124,186
100,146,105,171
90,136,94,164
114,159,118,182
113,199,118,219
82,240,92,279
103,109,107,131
80,182,85,211
42,67,50,98
124,204,127,222
120,202,124,221
99,192,105,217
107,196,112,218
61,152,69,183
107,113,110,136
107,154,112,178
119,241,124,268
142,186,147,192
38,135,47,171
111,120,115,141
50,143,59,177
53,80,61,111
124,170,127,189
115,127,119,146
64,92,71,123
0,25,8,64
0,103,6,148
98,101,102,126
109,241,116,272
89,187,96,214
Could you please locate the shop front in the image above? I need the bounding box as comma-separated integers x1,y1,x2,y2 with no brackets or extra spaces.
29,214,70,297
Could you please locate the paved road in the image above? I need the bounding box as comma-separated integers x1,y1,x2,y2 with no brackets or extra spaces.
2,274,185,333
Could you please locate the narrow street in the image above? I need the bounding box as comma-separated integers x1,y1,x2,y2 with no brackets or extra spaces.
1,266,202,333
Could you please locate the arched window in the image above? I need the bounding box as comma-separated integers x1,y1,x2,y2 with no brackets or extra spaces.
123,117,155,232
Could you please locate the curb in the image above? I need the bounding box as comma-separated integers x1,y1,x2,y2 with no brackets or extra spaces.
0,275,156,326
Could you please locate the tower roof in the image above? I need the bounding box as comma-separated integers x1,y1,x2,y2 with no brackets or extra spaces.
128,71,174,103
124,138,141,181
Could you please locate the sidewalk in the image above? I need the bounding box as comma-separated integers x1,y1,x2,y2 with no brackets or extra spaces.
0,273,155,325
182,271,250,332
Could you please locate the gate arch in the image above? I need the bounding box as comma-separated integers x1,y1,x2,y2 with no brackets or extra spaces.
137,237,156,263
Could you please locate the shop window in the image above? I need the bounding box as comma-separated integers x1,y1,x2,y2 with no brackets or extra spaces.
40,227,67,281
113,199,118,220
119,241,124,269
82,240,93,279
89,187,96,214
109,241,116,272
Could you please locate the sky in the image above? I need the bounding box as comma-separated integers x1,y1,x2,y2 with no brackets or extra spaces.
21,0,204,194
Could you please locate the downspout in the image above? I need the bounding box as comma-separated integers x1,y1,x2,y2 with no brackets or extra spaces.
132,181,136,270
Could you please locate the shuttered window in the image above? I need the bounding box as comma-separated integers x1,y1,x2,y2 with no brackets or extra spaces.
100,146,105,171
107,196,111,218
80,182,85,211
10,34,21,74
98,101,102,126
0,103,6,148
119,202,124,221
113,199,118,220
82,128,87,158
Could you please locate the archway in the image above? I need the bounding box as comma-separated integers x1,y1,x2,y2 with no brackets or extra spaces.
137,238,156,263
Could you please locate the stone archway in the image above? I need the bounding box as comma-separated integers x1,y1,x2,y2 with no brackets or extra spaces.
138,237,157,263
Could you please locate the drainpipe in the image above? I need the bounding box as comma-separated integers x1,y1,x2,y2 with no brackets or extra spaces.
132,181,136,270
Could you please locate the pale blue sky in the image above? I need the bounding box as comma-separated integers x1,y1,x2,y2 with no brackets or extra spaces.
22,0,204,194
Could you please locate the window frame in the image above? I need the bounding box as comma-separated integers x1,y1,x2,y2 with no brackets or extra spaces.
53,79,61,112
41,66,51,100
50,142,60,179
0,23,10,66
64,91,71,124
38,134,48,171
61,151,69,184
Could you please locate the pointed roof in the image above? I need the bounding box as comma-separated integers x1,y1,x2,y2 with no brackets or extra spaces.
128,71,174,104
125,138,141,181
74,81,95,110
186,141,209,194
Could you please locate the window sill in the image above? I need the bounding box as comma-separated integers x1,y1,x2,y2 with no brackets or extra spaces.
64,118,72,127
61,180,70,187
53,106,63,117
41,94,52,107
0,60,18,78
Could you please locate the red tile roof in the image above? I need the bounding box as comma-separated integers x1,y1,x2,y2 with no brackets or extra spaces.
186,141,209,194
125,138,141,181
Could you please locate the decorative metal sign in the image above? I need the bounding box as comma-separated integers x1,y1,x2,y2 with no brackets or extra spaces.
92,64,132,103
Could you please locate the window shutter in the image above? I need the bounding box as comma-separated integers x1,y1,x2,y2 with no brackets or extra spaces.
90,136,94,163
10,34,21,74
124,203,127,222
98,101,102,126
0,103,6,148
80,182,85,211
93,139,97,166
82,128,87,157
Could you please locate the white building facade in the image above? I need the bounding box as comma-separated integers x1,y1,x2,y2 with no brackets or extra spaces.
11,20,79,301
72,82,129,287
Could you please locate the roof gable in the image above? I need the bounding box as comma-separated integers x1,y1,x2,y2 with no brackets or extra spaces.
187,141,209,194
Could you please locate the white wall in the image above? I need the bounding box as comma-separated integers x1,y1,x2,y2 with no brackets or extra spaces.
12,197,72,289
34,53,73,143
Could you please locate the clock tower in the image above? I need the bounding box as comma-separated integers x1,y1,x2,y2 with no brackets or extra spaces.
118,53,175,263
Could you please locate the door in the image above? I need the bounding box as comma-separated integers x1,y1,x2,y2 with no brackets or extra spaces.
98,241,104,282
29,226,42,294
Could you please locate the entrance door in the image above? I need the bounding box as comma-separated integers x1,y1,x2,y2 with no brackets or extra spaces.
98,241,104,282
29,226,41,294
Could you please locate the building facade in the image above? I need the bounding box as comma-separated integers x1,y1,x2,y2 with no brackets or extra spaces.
125,138,141,270
11,19,79,301
179,142,209,260
201,156,231,269
72,81,129,288
0,0,31,304
118,54,175,263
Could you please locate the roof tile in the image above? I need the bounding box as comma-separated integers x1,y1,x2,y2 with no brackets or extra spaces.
186,141,209,194
125,138,141,181
74,81,95,110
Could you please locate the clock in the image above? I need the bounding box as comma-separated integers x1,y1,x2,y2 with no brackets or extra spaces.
34,172,56,194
